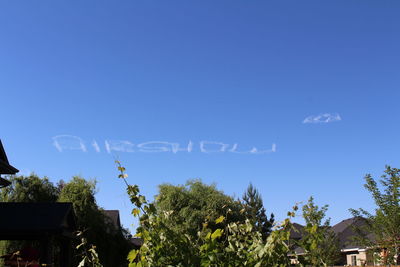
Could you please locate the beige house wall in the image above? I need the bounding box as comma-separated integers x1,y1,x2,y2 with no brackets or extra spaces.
346,251,368,266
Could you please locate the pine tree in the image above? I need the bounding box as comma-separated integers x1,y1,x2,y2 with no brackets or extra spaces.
242,183,274,240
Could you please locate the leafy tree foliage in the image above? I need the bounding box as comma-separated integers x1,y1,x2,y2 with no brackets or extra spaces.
117,161,295,267
58,177,99,228
0,174,59,202
351,165,400,265
155,179,246,238
296,197,341,266
242,183,274,240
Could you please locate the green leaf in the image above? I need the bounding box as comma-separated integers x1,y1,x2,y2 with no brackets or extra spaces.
138,195,146,203
215,215,225,224
311,225,318,234
132,208,140,217
118,166,126,172
211,228,223,240
310,240,317,250
127,249,139,263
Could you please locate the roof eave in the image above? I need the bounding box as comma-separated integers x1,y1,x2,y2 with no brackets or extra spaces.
0,160,19,175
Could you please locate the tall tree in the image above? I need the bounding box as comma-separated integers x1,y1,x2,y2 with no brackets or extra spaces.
351,165,400,265
242,183,274,240
298,196,341,266
58,176,99,227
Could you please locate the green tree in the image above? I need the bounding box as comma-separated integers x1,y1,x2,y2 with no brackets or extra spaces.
58,176,99,227
155,179,246,239
242,183,274,240
59,176,131,267
0,174,58,202
297,197,341,266
116,161,296,267
350,165,400,265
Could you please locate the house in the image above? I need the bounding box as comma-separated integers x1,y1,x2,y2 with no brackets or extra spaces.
0,202,77,267
102,209,143,249
0,140,78,266
103,209,122,232
332,217,374,266
289,217,374,266
0,139,19,188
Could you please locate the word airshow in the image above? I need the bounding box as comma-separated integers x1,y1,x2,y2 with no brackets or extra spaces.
52,135,277,155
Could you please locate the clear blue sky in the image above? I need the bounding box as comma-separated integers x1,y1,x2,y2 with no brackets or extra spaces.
1,1,400,231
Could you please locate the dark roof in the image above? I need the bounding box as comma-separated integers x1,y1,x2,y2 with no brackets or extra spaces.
291,246,306,255
290,223,305,240
0,140,19,175
0,202,76,240
332,217,372,249
332,217,360,234
288,223,306,255
288,217,374,254
103,210,121,229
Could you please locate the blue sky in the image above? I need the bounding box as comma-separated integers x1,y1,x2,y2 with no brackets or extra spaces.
1,0,400,231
